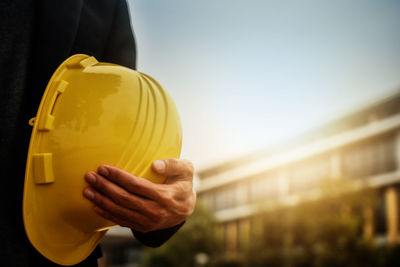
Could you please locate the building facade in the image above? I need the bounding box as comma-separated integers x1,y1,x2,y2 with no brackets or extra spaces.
197,91,400,254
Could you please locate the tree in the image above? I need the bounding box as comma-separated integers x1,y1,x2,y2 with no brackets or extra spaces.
141,202,223,267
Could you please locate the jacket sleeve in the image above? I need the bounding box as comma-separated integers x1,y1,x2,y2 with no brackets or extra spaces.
131,222,185,247
105,0,184,247
102,0,137,70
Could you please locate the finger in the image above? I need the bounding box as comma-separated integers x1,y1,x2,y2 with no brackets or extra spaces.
85,172,163,220
83,186,148,224
93,206,131,228
152,158,194,178
94,206,162,233
97,165,161,200
93,204,151,232
85,172,151,211
93,206,148,231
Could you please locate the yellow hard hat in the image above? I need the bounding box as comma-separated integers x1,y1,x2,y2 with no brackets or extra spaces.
23,54,182,266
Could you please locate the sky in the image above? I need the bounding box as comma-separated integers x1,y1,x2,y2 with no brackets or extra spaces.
127,0,400,169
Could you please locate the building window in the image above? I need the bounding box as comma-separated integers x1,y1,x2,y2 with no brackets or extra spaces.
214,184,237,211
375,190,387,235
249,172,279,202
289,156,330,193
342,135,396,179
235,181,249,206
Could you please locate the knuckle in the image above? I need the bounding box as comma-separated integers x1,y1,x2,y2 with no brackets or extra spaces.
177,204,190,217
128,176,138,186
168,158,179,165
114,207,130,220
93,195,106,207
166,158,179,170
100,165,116,179
149,210,162,222
93,194,104,206
157,210,168,222
160,191,174,206
182,182,194,193
117,191,131,205
150,189,162,201
113,168,127,181
134,199,145,211
176,159,194,177
175,197,195,218
108,168,118,180
94,176,107,191
127,178,139,191
182,159,195,174
179,207,192,218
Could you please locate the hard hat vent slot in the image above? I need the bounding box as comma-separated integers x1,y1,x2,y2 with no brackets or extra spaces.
50,92,61,116
38,80,68,131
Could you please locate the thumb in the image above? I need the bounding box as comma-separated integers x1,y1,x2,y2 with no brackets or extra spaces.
152,158,194,179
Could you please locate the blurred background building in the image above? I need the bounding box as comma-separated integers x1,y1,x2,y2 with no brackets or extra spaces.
196,90,400,256
96,1,400,265
99,227,142,267
99,90,400,266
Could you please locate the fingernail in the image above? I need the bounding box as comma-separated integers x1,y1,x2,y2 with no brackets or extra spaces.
98,165,109,176
85,173,96,184
153,160,166,173
83,188,95,200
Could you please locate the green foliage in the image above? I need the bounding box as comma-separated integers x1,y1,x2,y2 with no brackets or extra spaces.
141,202,223,267
141,180,400,267
243,180,400,267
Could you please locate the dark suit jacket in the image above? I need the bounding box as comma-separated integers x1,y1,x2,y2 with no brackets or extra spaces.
1,0,180,266
30,0,137,114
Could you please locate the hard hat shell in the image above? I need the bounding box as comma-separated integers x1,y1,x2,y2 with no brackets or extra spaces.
23,54,182,266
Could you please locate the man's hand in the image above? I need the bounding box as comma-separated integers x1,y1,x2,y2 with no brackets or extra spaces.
82,159,196,233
